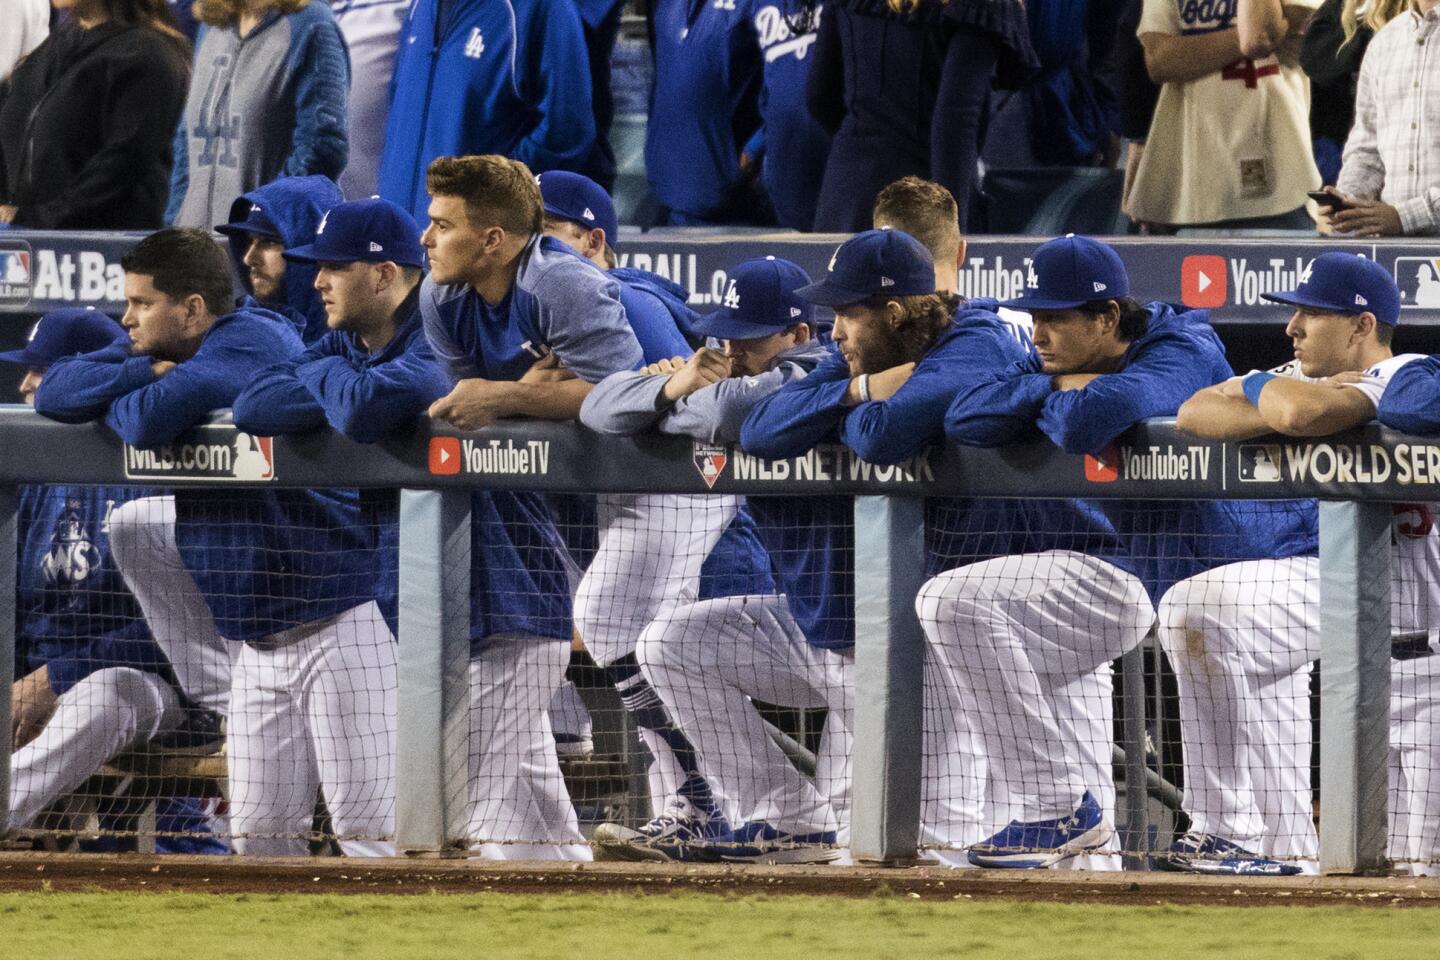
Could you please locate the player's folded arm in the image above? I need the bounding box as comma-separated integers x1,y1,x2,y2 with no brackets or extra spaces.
663,369,790,445
840,362,964,464
1175,380,1271,441
232,359,327,436
32,347,154,424
105,363,247,448
1255,376,1379,437
738,355,852,458
943,369,1051,448
298,352,450,443
534,261,644,384
1377,357,1440,434
577,370,671,436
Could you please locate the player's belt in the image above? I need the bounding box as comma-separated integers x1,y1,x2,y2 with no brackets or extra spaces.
247,613,345,652
1391,632,1436,661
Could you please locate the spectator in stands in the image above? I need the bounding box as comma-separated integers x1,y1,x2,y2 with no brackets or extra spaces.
0,0,190,229
1115,0,1160,226
215,174,345,344
5,306,224,854
574,0,627,192
1128,0,1321,232
329,0,406,199
1,0,50,80
34,228,394,858
1320,0,1440,236
167,0,349,229
806,0,1036,233
643,0,764,225
1299,0,1394,185
378,0,596,220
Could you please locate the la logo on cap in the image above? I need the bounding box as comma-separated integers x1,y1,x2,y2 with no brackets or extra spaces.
317,211,330,234
1026,262,1039,288
828,244,842,272
250,203,262,214
1297,261,1313,285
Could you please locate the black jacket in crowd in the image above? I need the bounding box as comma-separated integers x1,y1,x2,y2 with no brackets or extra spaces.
1300,0,1373,147
0,22,190,229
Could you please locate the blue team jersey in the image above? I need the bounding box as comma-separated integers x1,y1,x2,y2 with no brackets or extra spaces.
16,485,174,695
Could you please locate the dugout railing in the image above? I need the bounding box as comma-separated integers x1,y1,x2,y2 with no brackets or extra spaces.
0,408,1417,874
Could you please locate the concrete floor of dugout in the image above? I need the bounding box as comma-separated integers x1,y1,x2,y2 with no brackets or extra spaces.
0,853,1438,906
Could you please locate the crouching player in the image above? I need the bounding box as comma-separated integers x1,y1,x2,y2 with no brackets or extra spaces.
6,309,222,851
581,257,848,861
34,229,395,856
1170,252,1439,876
932,235,1314,869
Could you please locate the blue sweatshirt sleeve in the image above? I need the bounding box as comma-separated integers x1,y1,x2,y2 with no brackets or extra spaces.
165,115,189,225
1036,336,1228,455
1377,356,1440,435
534,259,643,382
33,344,156,424
512,0,597,172
295,337,452,443
231,351,330,436
106,324,291,447
739,350,851,457
283,14,350,179
944,362,1052,448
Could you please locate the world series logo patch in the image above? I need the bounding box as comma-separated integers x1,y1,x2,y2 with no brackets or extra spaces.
693,442,728,489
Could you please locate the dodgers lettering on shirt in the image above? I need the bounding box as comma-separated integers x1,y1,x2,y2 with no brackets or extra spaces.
1177,0,1236,34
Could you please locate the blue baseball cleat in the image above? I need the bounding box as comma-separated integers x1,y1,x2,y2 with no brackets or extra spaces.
591,796,731,863
719,822,840,864
967,790,1112,868
149,707,225,755
1155,831,1302,876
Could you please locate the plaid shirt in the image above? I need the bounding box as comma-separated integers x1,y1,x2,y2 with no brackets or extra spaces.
1338,6,1440,234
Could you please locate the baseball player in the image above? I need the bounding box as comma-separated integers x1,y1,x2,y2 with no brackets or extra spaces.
34,228,395,857
535,168,776,824
1168,252,1438,876
579,257,846,861
5,308,223,852
216,175,346,345
933,234,1316,869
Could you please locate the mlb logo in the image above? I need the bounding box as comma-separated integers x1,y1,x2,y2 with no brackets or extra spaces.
1393,257,1440,308
231,433,274,481
1084,444,1119,483
1238,444,1283,482
429,437,462,475
0,243,35,306
693,442,728,489
1,250,32,284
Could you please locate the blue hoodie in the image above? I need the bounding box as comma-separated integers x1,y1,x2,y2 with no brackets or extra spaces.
1378,355,1440,434
645,0,763,221
945,302,1319,597
34,302,377,642
378,0,598,218
222,175,345,345
610,267,706,349
16,485,177,697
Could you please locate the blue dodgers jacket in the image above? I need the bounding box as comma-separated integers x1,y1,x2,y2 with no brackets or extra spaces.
1378,355,1440,434
611,268,700,360
378,0,597,218
945,302,1318,597
222,175,346,345
34,303,377,642
645,0,763,220
16,485,177,696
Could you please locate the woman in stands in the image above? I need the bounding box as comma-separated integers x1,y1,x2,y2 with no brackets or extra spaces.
806,0,1037,233
0,0,190,229
166,0,349,229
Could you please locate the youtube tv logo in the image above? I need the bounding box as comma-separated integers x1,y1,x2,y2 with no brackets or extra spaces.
1182,255,1227,309
429,437,461,475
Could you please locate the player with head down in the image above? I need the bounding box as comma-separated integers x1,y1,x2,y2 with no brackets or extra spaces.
33,228,395,857
580,257,851,861
5,308,222,852
931,235,1316,870
1169,252,1439,876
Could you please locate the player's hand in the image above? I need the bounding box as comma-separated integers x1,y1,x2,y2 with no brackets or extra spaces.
868,362,917,402
661,348,731,402
428,378,512,430
0,205,16,224
1052,372,1102,391
519,352,576,384
1330,197,1404,238
641,356,688,377
11,666,58,748
150,360,177,378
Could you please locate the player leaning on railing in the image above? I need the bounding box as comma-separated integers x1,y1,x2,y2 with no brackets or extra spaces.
1169,252,1440,876
32,228,396,857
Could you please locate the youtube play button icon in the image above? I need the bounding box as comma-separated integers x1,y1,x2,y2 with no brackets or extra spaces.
429,436,462,475
1182,255,1227,309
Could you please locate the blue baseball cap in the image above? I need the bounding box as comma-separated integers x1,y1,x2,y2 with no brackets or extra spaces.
0,307,124,368
795,229,935,307
283,198,426,267
1000,234,1130,310
538,171,619,246
1263,252,1401,326
215,200,281,240
692,258,814,340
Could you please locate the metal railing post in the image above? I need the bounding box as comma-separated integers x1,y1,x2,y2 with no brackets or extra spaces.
849,494,926,865
395,488,472,855
1318,500,1392,874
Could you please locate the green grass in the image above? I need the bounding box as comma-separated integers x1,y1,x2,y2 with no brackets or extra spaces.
1,891,1430,960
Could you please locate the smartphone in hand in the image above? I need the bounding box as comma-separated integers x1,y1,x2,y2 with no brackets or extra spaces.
1309,190,1350,212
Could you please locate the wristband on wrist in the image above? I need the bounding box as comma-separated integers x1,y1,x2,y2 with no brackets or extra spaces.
1242,371,1277,407
856,374,871,403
